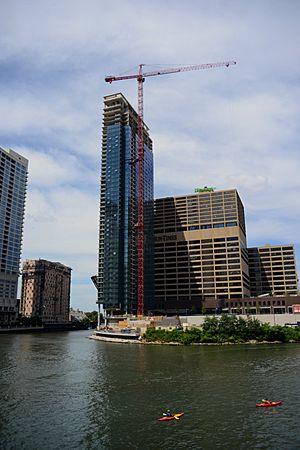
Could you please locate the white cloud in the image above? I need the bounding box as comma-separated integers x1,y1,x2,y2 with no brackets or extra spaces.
14,146,97,188
23,186,98,255
22,184,99,311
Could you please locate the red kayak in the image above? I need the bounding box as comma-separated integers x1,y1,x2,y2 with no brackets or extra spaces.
158,413,184,421
256,401,282,407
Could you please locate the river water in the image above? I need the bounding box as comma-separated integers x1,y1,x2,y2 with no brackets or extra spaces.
1,330,300,450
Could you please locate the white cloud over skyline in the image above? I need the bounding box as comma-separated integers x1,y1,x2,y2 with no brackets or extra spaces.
1,0,300,310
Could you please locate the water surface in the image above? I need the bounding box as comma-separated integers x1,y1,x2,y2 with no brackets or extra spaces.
1,331,300,449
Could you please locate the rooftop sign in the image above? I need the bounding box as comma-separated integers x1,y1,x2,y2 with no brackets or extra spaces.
194,187,216,193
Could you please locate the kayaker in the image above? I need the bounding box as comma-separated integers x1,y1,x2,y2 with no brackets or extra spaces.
261,399,270,404
163,409,173,417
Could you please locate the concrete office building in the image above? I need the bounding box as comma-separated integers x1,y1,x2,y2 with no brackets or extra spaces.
20,259,71,323
0,147,28,325
154,189,250,312
248,244,298,297
97,93,154,314
224,295,300,316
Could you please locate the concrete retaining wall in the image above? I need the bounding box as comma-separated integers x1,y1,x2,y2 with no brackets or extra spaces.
180,313,300,328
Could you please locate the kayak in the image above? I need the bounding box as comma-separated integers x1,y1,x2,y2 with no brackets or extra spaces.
256,401,282,407
158,412,184,421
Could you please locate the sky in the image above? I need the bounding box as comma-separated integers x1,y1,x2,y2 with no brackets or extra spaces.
1,0,300,311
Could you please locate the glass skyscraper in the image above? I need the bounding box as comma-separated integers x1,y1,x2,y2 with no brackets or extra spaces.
98,93,154,315
0,147,28,324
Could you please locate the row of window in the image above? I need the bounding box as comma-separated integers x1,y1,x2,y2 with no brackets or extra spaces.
157,192,236,204
155,248,240,256
155,288,244,295
156,237,239,247
156,203,237,212
249,255,294,262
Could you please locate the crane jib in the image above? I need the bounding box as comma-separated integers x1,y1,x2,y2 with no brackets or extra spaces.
105,61,236,83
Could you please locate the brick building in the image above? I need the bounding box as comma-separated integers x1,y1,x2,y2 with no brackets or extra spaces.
20,259,71,323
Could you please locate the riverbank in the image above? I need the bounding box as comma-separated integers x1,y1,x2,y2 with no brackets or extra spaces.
141,339,296,346
88,316,300,345
0,323,89,333
89,333,298,347
0,326,44,333
143,316,300,345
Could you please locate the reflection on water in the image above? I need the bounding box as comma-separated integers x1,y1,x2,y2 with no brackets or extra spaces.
1,331,300,449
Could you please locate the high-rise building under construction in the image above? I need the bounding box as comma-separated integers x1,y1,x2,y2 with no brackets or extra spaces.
97,93,154,314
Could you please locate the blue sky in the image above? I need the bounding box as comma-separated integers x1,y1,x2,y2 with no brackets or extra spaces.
1,0,300,311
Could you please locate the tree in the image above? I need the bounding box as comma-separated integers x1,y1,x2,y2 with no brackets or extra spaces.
202,316,219,336
83,310,101,328
143,319,300,344
218,315,238,340
17,315,42,327
85,311,99,322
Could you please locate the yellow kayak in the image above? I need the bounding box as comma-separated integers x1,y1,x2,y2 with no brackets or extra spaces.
158,412,184,421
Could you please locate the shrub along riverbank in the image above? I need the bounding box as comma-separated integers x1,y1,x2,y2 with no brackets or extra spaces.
143,316,300,345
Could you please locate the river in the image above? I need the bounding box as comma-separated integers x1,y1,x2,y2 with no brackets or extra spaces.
1,330,300,449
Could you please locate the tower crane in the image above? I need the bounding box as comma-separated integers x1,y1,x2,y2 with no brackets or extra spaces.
105,60,236,317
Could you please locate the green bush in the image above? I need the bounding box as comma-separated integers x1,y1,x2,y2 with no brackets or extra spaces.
143,316,300,345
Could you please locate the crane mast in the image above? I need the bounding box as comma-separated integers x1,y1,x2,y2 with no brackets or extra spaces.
105,60,236,317
137,64,145,318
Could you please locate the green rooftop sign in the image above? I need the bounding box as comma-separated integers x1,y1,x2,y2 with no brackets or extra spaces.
195,187,216,193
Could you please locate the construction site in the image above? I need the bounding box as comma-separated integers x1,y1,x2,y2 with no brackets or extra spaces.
93,61,300,339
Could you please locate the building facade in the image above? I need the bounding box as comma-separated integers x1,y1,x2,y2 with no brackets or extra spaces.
98,93,154,314
20,259,71,323
0,147,28,324
248,244,298,297
224,295,300,315
154,189,250,312
69,308,87,322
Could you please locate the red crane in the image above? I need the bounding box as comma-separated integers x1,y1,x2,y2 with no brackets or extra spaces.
105,60,236,317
